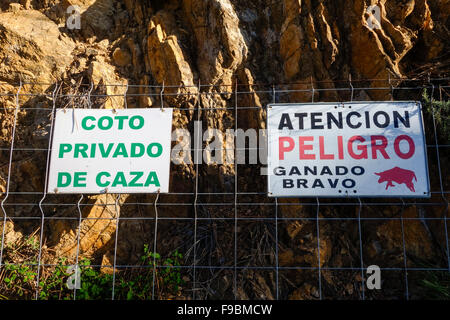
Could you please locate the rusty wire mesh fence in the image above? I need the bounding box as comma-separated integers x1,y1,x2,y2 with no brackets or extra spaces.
0,77,449,300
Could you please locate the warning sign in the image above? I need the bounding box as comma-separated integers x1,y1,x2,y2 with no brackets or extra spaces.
47,108,173,194
267,102,430,198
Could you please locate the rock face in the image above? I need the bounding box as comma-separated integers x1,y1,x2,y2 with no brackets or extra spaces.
277,0,445,100
182,0,248,89
50,194,125,259
0,10,75,85
146,10,196,96
0,0,448,299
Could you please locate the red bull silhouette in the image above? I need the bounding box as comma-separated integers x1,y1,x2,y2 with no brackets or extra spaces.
375,167,417,192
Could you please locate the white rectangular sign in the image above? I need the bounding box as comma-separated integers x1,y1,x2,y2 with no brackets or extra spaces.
267,102,430,197
47,108,173,194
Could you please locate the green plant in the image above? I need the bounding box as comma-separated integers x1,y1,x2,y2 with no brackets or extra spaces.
159,250,184,294
1,243,186,300
419,271,450,300
3,258,73,300
38,258,73,300
25,236,39,251
76,259,114,300
422,89,450,143
114,246,185,300
3,262,37,298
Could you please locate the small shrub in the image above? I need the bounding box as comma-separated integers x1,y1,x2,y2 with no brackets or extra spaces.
420,271,450,300
0,242,185,300
422,90,450,143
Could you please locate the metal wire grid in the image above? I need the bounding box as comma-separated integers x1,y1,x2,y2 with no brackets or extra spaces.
0,78,449,300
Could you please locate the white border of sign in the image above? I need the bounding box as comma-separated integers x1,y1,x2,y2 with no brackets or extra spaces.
266,101,431,198
46,108,173,194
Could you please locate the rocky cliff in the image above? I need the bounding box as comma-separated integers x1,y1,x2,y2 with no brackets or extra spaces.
0,0,449,299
